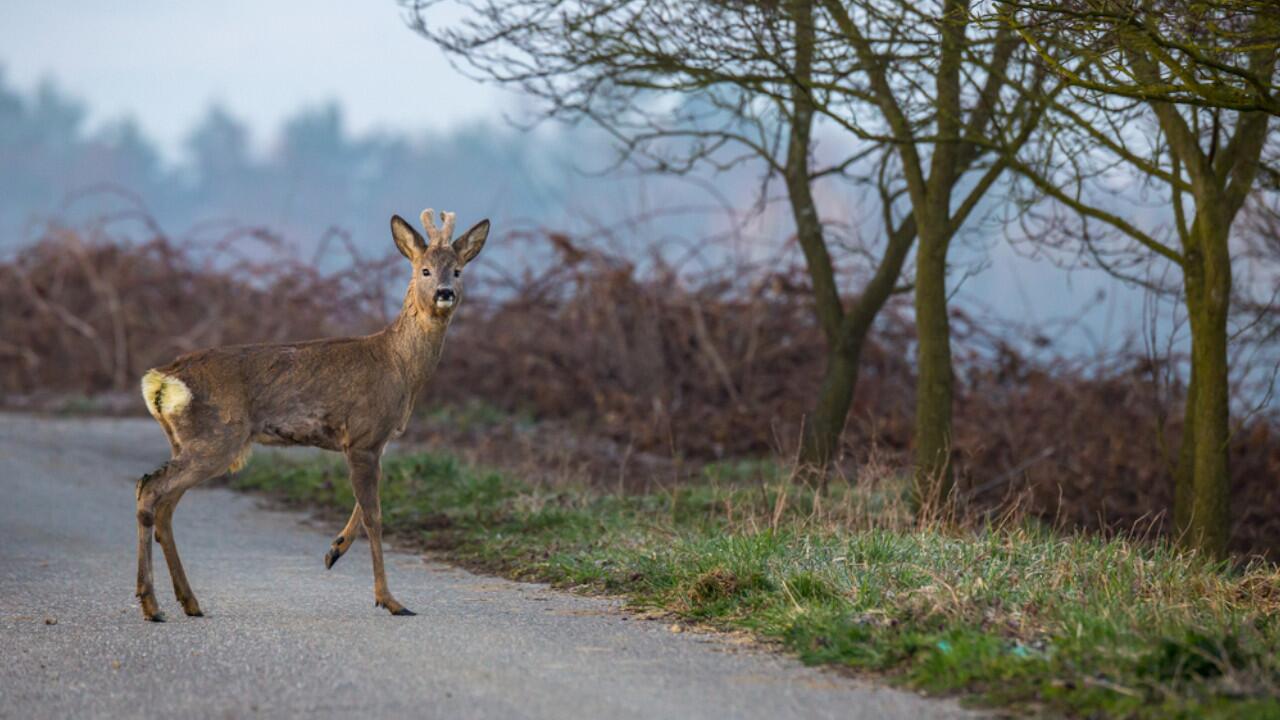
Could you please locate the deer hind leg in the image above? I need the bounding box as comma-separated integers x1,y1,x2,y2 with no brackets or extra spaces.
155,489,203,617
135,434,248,622
136,462,172,622
346,448,414,616
324,503,362,570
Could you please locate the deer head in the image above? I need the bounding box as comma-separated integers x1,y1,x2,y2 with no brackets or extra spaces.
390,209,489,319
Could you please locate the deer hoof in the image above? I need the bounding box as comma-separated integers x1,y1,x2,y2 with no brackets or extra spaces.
139,592,164,621
376,599,415,616
324,547,343,570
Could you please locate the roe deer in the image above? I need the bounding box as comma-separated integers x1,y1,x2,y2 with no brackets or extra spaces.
134,209,488,621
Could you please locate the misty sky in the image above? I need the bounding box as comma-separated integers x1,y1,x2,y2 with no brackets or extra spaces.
0,0,1200,363
2,0,499,160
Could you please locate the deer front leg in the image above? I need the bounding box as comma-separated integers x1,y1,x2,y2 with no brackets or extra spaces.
346,449,414,616
324,503,362,570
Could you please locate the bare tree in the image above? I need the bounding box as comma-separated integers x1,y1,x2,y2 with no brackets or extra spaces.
1000,0,1279,555
407,0,1053,499
812,0,1057,499
407,0,916,474
1009,0,1280,115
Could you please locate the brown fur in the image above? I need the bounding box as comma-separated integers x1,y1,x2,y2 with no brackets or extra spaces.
134,210,489,621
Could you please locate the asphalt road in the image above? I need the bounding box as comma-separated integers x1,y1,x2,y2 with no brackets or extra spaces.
0,414,976,719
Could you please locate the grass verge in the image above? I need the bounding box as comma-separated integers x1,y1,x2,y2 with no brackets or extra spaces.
236,451,1280,719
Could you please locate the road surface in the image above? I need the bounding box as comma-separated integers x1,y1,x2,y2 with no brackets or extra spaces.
0,414,976,719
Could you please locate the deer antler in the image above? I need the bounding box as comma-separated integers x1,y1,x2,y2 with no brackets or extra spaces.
420,208,457,247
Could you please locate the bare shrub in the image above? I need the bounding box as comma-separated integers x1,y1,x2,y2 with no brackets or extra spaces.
0,216,393,396
2,213,1277,554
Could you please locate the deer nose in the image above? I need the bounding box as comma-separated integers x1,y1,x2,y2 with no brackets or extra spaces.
434,288,456,305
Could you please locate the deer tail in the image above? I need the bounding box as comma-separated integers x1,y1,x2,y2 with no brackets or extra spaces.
140,369,193,420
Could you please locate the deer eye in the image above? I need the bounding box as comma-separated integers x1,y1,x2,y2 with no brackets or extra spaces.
453,269,461,278
421,268,431,277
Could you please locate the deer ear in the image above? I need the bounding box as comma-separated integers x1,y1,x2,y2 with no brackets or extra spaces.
390,215,426,261
453,219,489,265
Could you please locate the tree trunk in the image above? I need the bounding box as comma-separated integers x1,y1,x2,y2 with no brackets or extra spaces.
1187,308,1231,557
1172,362,1197,538
797,218,917,473
914,227,954,505
1135,81,1267,558
799,341,861,470
1174,250,1203,540
787,0,847,476
912,0,964,507
1183,218,1233,557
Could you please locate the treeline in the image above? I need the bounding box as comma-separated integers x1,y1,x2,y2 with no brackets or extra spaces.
0,72,590,262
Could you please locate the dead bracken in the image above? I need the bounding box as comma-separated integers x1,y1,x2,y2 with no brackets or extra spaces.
1,212,1278,556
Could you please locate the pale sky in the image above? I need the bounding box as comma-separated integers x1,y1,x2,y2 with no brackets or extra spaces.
0,0,1181,356
1,0,502,159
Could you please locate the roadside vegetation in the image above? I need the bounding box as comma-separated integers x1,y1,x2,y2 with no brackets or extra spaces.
237,450,1280,719
6,225,1279,557
412,0,1280,558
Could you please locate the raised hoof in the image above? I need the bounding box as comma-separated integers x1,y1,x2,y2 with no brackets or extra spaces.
184,607,204,618
145,612,167,623
324,547,343,570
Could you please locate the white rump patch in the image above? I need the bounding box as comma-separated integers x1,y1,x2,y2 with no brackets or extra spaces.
140,369,193,418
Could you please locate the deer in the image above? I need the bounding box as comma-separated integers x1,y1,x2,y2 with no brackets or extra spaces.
134,209,488,621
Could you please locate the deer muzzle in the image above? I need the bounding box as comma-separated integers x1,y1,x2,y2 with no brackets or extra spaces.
434,288,457,309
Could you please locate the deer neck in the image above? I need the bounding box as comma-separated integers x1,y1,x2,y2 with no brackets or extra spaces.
383,288,452,398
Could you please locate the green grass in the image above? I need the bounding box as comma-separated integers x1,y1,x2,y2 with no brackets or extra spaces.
236,451,1280,719
419,398,534,433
